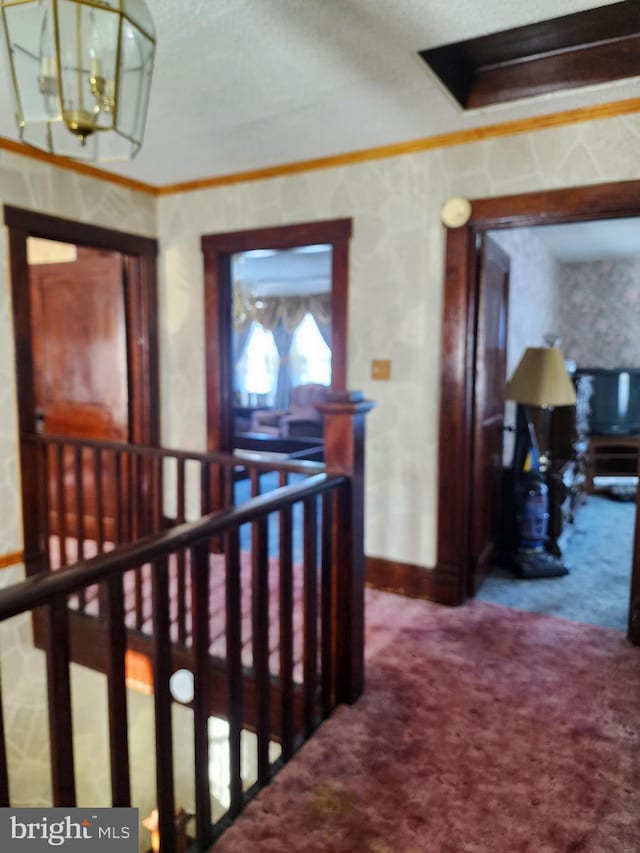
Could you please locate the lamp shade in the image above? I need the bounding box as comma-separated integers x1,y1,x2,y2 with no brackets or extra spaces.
506,347,577,407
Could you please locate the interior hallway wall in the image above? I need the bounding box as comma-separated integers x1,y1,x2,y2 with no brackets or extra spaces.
157,113,640,569
559,257,640,368
489,227,561,464
0,154,156,560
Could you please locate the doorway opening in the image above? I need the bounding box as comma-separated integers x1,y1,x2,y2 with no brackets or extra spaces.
230,244,333,457
201,219,351,459
477,221,639,633
6,206,159,576
434,179,640,643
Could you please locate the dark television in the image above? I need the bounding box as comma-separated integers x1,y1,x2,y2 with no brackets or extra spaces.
576,368,640,436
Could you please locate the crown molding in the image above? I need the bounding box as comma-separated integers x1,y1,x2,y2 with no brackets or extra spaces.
0,136,156,196
2,96,640,200
0,550,23,571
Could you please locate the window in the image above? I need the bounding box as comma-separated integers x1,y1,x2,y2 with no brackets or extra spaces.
234,322,278,405
290,313,331,387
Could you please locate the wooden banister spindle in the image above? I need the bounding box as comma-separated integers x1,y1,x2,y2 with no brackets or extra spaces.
279,505,295,761
150,555,177,853
135,454,145,537
134,452,144,630
128,449,137,541
320,491,334,718
113,451,123,545
74,446,86,562
223,463,234,508
105,574,131,806
120,452,131,543
44,595,76,806
152,455,163,532
252,515,270,786
37,442,51,573
302,496,318,737
55,443,67,566
176,459,187,645
190,541,212,848
93,448,105,554
201,462,212,516
250,468,260,498
317,391,375,705
225,528,243,818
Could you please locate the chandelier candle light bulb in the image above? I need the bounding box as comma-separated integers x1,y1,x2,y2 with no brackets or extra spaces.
1,0,156,162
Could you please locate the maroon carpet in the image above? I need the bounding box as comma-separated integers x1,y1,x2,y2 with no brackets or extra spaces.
213,590,640,852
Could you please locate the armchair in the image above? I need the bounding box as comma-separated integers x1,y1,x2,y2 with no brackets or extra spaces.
250,383,329,438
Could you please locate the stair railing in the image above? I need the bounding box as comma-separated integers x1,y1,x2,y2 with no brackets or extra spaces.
5,390,373,850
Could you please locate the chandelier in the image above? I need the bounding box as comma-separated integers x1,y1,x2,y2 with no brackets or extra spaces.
233,280,265,327
0,0,156,162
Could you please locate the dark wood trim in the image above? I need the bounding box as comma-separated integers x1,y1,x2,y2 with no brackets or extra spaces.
420,2,640,110
3,206,157,257
318,391,374,704
6,207,160,575
201,219,351,254
201,219,352,454
366,556,460,606
437,179,640,615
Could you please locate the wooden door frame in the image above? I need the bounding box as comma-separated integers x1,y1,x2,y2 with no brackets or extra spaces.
5,205,159,575
469,236,511,598
201,218,352,453
435,179,640,633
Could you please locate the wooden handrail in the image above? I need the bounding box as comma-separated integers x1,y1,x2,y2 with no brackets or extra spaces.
25,432,325,476
7,391,372,849
0,473,344,623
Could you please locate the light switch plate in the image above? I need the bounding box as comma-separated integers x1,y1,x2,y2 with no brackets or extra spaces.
371,359,391,381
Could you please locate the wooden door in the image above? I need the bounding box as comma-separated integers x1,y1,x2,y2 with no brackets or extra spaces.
469,236,510,594
30,250,128,540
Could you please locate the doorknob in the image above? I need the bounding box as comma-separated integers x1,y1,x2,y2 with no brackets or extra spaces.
35,409,45,433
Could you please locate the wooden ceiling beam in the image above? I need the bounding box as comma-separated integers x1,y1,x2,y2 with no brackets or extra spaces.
421,2,640,110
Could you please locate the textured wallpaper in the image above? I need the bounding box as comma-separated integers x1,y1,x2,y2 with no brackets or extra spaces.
559,258,640,369
488,227,560,377
488,227,560,463
157,111,640,568
2,111,640,828
0,154,155,559
4,113,640,570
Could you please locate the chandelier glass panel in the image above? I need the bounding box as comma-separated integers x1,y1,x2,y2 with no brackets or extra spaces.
1,0,156,161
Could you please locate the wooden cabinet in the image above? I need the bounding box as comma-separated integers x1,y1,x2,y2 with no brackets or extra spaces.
585,436,640,490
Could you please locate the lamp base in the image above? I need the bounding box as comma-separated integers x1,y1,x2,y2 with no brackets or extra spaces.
515,548,569,579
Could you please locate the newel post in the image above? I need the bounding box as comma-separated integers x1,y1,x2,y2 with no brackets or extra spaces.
318,390,375,704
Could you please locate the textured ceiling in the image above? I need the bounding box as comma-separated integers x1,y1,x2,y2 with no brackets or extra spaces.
0,0,631,187
534,219,640,262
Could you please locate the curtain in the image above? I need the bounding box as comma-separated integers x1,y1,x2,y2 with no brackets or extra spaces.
308,293,331,346
246,292,332,336
271,319,295,409
232,320,254,398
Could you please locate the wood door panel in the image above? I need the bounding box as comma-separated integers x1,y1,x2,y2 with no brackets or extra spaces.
30,253,128,542
470,237,510,594
30,255,128,438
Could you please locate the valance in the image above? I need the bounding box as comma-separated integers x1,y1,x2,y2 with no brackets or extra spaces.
233,284,331,333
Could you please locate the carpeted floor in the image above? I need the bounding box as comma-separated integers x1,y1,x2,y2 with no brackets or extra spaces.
212,589,640,853
478,493,636,631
